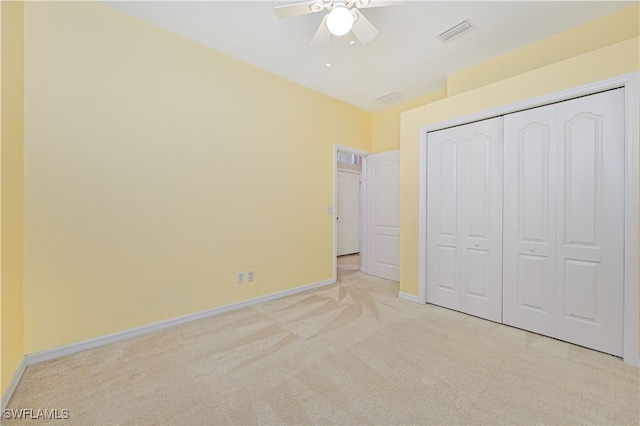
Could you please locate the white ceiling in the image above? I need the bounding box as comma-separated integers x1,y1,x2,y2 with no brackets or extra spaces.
102,1,634,112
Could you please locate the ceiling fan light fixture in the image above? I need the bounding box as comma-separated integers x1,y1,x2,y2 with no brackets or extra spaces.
326,5,354,36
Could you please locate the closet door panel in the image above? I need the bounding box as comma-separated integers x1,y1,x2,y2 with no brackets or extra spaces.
503,104,557,337
555,88,624,356
427,118,503,322
426,127,462,310
459,117,504,322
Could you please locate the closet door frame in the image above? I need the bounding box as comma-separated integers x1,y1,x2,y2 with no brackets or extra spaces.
417,72,639,367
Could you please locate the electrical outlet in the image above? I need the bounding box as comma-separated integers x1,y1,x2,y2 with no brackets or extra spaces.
248,270,255,282
237,272,244,283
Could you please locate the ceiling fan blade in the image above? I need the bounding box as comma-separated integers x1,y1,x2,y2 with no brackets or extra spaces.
351,10,379,44
355,0,406,9
274,1,317,19
310,15,329,47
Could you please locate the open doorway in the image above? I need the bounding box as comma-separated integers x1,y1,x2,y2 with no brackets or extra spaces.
333,145,368,281
337,150,363,275
333,145,400,283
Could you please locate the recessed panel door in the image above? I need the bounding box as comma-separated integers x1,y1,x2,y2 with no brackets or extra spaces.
554,88,624,356
459,117,504,323
503,104,557,337
366,150,400,281
427,117,503,321
427,126,462,311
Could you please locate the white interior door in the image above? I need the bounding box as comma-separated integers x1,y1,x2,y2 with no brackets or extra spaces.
459,118,504,322
366,150,400,281
427,118,504,322
426,126,461,310
337,170,361,256
503,103,558,337
554,89,624,356
504,89,624,356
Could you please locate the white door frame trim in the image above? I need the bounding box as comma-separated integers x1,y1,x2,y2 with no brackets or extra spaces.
333,144,370,281
418,72,639,366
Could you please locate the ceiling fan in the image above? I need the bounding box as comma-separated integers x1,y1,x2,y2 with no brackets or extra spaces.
275,0,404,46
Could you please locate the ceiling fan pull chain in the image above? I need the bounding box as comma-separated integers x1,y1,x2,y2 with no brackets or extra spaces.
325,31,332,67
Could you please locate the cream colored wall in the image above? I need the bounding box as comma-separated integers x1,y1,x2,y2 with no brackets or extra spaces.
22,1,371,354
0,0,25,394
15,0,640,359
447,3,640,96
371,89,446,153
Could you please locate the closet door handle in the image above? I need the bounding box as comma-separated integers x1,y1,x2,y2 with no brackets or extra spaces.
474,242,480,247
528,246,535,252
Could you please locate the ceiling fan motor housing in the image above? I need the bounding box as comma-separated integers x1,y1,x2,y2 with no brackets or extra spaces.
326,4,355,36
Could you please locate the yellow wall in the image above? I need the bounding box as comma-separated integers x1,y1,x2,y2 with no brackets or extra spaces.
371,89,446,153
447,3,640,96
12,0,640,361
1,0,25,394
22,1,371,353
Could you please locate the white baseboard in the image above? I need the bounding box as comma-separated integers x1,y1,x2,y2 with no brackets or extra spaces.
1,357,27,410
26,278,336,365
398,291,422,304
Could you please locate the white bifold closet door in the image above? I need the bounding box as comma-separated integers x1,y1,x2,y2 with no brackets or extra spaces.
426,117,504,322
503,102,558,337
503,88,625,356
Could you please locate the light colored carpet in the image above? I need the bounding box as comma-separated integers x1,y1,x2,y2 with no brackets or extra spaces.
6,255,639,425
